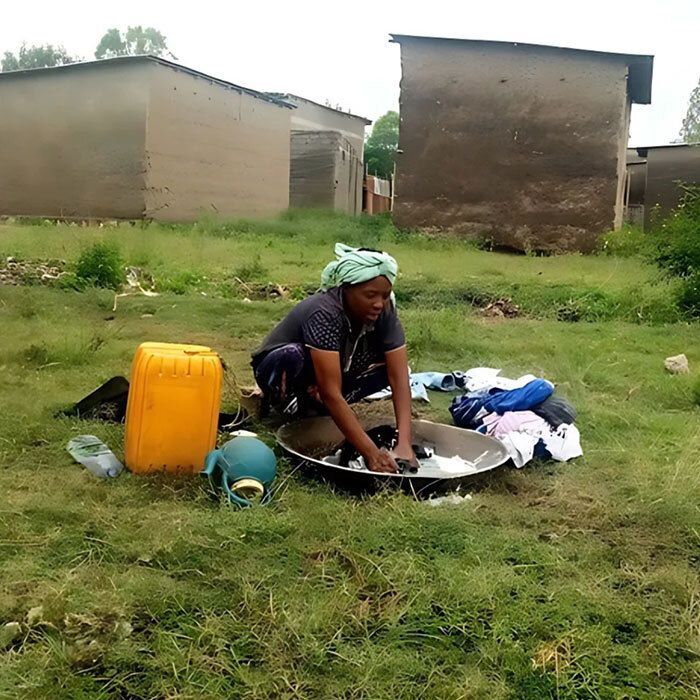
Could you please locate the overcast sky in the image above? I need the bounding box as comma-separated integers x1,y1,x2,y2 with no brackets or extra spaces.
2,0,698,146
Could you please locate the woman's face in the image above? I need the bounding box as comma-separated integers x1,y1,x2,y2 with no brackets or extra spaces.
343,276,393,324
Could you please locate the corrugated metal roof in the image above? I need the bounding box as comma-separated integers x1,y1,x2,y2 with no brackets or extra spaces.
389,34,654,105
266,92,371,124
633,142,700,153
0,55,293,108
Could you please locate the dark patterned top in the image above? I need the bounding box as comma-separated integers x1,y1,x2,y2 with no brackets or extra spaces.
251,287,405,377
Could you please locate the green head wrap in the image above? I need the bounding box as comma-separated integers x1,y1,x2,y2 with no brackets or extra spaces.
320,243,398,290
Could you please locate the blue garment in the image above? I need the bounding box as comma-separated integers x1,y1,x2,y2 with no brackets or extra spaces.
484,379,553,415
411,371,467,392
450,389,491,428
450,379,554,429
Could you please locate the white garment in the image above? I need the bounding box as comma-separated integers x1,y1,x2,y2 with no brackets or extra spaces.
496,374,540,391
462,367,501,392
427,493,473,507
323,452,479,475
499,431,540,469
364,387,391,401
418,454,478,474
542,424,583,462
463,367,540,393
482,410,583,468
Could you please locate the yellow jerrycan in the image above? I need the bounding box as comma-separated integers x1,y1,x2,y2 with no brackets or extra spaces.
125,342,222,474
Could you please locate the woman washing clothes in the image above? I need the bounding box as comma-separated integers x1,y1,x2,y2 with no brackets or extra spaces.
251,243,415,474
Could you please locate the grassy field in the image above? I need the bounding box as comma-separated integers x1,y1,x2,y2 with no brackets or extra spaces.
0,213,699,699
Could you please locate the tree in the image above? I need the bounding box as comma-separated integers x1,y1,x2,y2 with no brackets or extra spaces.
95,26,176,60
364,110,399,179
1,43,76,72
680,76,700,143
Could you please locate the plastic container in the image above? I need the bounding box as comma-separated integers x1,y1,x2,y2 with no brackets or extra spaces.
67,435,124,478
125,342,222,474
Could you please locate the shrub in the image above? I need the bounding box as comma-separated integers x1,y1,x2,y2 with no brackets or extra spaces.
74,242,125,290
160,270,202,295
233,255,268,282
599,225,648,257
648,184,700,316
677,271,700,318
650,184,700,277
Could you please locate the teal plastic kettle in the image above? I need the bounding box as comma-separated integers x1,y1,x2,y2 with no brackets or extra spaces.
203,437,277,507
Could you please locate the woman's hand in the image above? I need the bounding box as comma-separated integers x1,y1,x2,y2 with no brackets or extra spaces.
365,447,399,473
390,441,419,471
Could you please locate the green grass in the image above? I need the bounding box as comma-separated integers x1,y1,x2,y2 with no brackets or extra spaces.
0,214,699,698
0,211,682,323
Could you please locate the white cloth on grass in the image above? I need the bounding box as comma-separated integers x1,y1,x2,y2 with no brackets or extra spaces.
463,367,540,393
541,423,583,462
482,410,582,468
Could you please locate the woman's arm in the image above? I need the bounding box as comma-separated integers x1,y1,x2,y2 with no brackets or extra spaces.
310,348,397,473
385,346,415,461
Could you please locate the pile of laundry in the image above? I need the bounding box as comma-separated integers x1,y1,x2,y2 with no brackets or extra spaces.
449,368,582,468
366,367,582,469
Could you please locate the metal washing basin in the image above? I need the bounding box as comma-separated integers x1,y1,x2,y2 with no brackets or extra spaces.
276,415,510,495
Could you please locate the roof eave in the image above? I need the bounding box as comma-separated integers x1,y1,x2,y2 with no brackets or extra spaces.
390,33,654,104
0,55,294,109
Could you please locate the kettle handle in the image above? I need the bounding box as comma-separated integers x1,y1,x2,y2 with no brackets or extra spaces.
221,471,259,508
203,449,222,491
204,449,221,476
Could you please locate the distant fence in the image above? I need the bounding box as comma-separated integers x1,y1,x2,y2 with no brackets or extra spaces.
363,175,392,214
